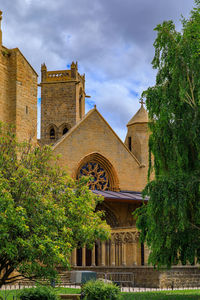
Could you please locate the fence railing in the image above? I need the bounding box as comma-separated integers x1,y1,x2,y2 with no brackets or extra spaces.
96,272,134,287
1,277,200,299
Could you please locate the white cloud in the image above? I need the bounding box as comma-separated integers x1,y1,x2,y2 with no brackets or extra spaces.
0,0,194,140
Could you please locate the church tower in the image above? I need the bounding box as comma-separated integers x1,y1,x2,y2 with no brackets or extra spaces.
0,11,38,144
125,101,149,166
40,62,85,145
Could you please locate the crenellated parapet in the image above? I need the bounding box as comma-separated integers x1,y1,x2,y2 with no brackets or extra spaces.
45,70,72,82
41,61,85,84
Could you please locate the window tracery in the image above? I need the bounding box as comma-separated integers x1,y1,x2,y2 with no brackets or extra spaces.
96,203,119,227
79,161,110,191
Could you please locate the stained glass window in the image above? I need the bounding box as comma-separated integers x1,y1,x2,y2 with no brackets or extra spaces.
79,162,110,191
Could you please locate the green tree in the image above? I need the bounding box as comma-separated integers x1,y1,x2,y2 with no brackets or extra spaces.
0,123,110,287
135,1,200,268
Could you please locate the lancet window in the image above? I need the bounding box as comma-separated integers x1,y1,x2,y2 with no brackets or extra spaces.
50,128,55,139
63,127,68,135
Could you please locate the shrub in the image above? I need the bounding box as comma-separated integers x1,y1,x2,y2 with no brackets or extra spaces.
82,279,120,300
19,286,59,300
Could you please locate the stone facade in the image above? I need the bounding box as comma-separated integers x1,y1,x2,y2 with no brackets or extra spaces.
0,11,37,143
49,90,150,269
40,62,85,145
52,108,148,192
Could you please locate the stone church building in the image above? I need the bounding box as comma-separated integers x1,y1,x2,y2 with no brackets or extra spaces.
1,11,200,288
0,9,149,270
39,62,150,269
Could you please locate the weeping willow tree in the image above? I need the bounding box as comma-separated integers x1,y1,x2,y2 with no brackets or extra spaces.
135,0,200,268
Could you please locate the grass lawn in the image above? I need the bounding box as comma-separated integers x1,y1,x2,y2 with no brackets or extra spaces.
55,287,81,294
121,289,200,299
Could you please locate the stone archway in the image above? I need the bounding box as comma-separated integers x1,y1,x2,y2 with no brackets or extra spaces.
46,123,58,142
96,202,119,228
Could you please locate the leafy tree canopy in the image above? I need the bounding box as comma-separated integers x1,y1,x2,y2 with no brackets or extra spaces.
0,123,110,287
135,0,200,268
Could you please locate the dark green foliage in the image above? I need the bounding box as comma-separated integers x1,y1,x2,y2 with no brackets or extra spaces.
82,280,120,300
135,1,200,268
19,286,58,300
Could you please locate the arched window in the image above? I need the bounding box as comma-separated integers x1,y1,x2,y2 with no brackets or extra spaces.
78,161,110,191
63,127,68,135
79,87,83,119
79,95,82,119
96,203,119,227
76,153,120,191
128,136,132,151
50,128,55,139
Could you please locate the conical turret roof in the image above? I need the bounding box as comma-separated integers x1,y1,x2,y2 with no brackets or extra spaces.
127,104,148,126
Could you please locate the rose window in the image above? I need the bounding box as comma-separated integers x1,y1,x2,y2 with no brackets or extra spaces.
79,162,110,191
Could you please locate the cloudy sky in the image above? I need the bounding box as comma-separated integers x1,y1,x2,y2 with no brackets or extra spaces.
0,0,194,140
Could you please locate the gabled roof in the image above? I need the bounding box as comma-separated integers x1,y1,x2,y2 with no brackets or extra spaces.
127,105,148,126
53,107,142,167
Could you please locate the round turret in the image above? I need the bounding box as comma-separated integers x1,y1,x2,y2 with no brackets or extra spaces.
127,102,148,127
125,101,149,165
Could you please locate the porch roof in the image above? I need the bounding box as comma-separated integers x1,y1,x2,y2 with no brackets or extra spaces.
92,190,149,203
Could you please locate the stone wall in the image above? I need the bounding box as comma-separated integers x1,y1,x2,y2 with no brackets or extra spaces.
15,49,37,143
0,45,37,143
0,46,16,125
61,266,200,288
159,267,200,289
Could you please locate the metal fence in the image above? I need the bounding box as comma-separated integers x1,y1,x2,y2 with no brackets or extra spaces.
97,272,134,287
1,277,200,299
0,284,33,300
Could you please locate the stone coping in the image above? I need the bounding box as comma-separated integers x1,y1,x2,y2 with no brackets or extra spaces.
72,265,200,270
